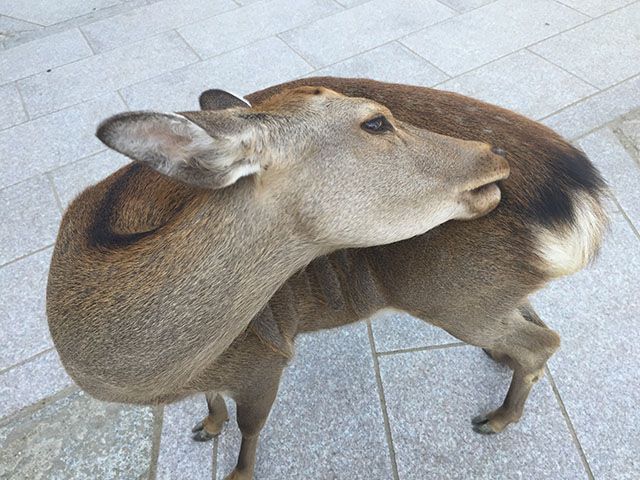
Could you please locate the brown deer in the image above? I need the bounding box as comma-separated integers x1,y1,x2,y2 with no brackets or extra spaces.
46,86,509,407
188,78,609,480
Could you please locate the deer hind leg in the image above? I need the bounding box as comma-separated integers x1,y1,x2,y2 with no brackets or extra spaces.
192,392,229,442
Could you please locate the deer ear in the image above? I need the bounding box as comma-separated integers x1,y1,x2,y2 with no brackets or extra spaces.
199,89,251,111
96,111,262,189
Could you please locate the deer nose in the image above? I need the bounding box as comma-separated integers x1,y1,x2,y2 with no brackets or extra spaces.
491,146,506,157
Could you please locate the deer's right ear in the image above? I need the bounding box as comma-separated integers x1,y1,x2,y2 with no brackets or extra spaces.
199,89,251,111
96,111,263,190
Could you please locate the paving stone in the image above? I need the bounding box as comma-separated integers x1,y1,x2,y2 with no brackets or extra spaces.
178,0,341,60
313,42,449,87
18,31,198,118
530,3,640,89
0,83,26,130
617,114,640,158
0,15,41,48
531,212,640,479
556,0,637,17
0,0,120,26
578,129,640,239
333,0,369,7
370,311,457,353
216,322,394,479
0,351,73,420
0,249,53,370
438,0,496,11
439,50,596,120
401,0,587,76
121,36,311,112
379,346,587,479
0,176,60,265
156,396,214,480
0,28,92,84
0,391,154,479
281,0,454,68
542,75,640,140
0,93,125,189
49,149,130,208
81,0,236,53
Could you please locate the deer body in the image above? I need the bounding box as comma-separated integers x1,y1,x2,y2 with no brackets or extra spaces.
190,78,608,480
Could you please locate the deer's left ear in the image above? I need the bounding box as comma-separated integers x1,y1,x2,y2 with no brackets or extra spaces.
199,89,251,111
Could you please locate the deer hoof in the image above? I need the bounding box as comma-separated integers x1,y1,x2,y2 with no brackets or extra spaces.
471,414,497,434
191,419,222,442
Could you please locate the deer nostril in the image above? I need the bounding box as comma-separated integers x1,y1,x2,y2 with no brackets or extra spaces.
491,146,506,157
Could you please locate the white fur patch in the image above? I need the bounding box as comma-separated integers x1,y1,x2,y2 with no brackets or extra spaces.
536,191,607,277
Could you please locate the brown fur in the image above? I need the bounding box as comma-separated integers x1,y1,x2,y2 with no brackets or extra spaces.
189,78,609,480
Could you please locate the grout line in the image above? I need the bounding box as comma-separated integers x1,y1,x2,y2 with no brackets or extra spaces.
0,243,54,270
0,385,79,429
276,33,324,71
0,348,55,376
366,320,400,480
13,81,31,122
376,341,466,357
0,13,46,27
116,89,131,108
211,436,219,480
45,173,65,213
545,366,595,480
398,41,452,80
78,26,97,55
611,196,640,242
525,47,600,90
148,405,165,480
173,29,204,61
551,0,594,18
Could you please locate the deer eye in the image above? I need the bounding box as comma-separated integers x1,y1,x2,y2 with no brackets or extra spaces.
361,115,393,134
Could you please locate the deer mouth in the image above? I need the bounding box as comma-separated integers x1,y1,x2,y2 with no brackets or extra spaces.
459,164,510,219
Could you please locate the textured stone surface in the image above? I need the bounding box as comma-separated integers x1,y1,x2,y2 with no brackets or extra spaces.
379,347,587,479
0,351,73,420
438,0,496,11
281,0,454,68
0,15,41,48
156,396,214,480
0,0,120,26
49,149,129,208
0,249,53,370
0,391,154,479
439,50,596,119
617,113,640,158
557,0,637,16
178,0,341,60
0,93,125,188
0,176,60,265
121,36,310,112
401,0,587,76
0,29,91,84
371,312,457,353
81,0,236,52
531,3,640,88
0,83,26,130
18,31,198,117
216,323,394,479
313,42,449,87
532,213,640,479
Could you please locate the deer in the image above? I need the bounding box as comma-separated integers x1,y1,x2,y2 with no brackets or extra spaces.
186,78,609,480
46,86,510,408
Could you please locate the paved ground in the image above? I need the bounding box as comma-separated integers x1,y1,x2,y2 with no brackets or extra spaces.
1,0,639,478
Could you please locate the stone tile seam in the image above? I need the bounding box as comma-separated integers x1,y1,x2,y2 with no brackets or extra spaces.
0,243,54,270
45,172,65,214
376,341,467,357
525,47,600,91
545,366,595,480
387,40,452,80
551,0,596,18
0,385,79,429
78,26,98,55
0,347,55,377
12,80,31,122
211,436,219,480
147,405,165,480
173,29,205,62
366,320,400,480
276,32,328,70
611,196,640,243
612,119,640,167
0,12,46,27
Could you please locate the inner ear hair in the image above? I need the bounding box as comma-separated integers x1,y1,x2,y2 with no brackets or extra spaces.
199,89,251,111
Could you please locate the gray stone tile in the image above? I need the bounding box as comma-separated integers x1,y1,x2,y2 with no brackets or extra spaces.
371,311,457,353
49,149,129,208
156,396,214,480
617,114,640,158
379,347,587,479
401,0,587,76
216,323,394,479
334,0,369,7
438,50,596,120
178,0,341,60
0,0,120,26
0,83,26,130
438,0,496,11
531,212,640,479
0,391,154,479
578,129,640,238
81,0,236,53
121,36,311,112
0,249,53,370
281,0,454,68
0,176,61,265
0,93,125,189
313,42,449,87
0,351,72,420
0,15,41,49
0,28,92,84
18,31,198,118
530,3,640,89
556,0,637,17
542,75,640,140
